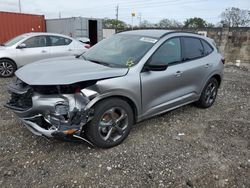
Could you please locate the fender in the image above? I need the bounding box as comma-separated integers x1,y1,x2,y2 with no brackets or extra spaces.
84,90,140,121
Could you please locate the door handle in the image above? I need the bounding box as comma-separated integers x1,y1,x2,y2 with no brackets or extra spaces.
204,63,211,68
41,50,47,53
68,49,73,51
174,71,182,77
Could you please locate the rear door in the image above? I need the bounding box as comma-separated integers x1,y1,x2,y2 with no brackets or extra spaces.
16,35,50,66
47,35,74,58
180,36,212,96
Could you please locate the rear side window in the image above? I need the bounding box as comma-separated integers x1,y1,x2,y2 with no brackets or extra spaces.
48,36,72,46
182,37,204,60
201,40,213,55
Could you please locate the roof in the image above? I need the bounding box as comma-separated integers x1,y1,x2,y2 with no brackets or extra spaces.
19,32,74,39
119,29,174,38
119,29,208,39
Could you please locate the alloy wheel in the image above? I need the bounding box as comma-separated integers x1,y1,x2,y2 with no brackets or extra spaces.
204,82,217,105
98,107,128,142
0,61,14,77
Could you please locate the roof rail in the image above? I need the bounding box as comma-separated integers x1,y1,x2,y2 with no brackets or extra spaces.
160,30,198,38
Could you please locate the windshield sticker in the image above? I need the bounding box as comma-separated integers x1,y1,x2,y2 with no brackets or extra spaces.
140,37,158,43
126,58,135,67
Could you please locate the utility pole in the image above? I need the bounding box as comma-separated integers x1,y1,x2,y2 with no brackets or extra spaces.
18,0,22,13
138,13,142,27
115,5,119,32
131,13,135,30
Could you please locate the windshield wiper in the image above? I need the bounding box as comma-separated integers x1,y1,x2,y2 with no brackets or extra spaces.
0,44,5,46
75,51,86,58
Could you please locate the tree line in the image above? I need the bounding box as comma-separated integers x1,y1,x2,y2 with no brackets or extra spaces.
103,7,250,29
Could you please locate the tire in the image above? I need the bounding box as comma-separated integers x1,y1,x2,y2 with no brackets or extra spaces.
195,77,219,108
0,59,17,77
86,98,134,148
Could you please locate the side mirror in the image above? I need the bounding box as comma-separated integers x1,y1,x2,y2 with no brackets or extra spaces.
145,61,168,71
17,43,26,49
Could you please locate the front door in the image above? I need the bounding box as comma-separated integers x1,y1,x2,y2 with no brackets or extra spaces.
16,35,50,66
141,37,186,117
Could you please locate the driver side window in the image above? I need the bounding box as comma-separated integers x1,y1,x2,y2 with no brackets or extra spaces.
23,36,47,48
151,38,181,65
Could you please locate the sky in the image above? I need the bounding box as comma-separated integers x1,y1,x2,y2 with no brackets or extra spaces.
0,0,249,25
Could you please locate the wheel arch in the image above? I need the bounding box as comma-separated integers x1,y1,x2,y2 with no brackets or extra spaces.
85,94,139,123
211,74,222,87
0,57,17,68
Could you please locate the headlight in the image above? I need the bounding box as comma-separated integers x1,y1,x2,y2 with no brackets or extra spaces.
81,89,98,99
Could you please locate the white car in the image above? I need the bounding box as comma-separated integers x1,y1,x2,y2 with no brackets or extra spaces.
76,37,91,48
0,32,87,77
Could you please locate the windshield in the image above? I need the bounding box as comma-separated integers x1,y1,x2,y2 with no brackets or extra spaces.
83,34,157,68
4,35,26,47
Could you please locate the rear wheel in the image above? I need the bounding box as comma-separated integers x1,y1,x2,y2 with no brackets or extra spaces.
0,59,16,77
195,78,219,108
86,98,134,148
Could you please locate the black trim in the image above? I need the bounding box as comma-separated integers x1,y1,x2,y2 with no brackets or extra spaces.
200,38,214,56
181,36,208,63
160,31,198,39
142,33,216,72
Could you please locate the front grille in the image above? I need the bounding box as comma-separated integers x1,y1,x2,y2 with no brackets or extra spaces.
5,79,33,111
8,92,33,110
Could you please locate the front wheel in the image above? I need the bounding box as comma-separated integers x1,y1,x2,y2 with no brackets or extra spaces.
195,78,219,108
0,59,16,77
86,98,134,148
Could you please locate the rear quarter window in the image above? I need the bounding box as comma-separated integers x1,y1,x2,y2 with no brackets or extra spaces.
201,40,213,55
182,37,204,60
48,36,72,46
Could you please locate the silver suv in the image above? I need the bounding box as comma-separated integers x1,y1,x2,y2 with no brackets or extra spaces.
5,30,224,148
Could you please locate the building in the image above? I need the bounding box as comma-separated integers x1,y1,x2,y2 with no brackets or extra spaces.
46,17,103,45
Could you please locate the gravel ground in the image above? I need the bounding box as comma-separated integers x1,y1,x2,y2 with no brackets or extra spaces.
0,65,249,188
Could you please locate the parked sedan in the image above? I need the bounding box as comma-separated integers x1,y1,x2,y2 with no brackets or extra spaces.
76,37,92,48
5,30,224,148
0,32,87,77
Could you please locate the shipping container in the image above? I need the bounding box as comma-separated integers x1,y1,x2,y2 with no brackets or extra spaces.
0,11,46,44
46,17,103,45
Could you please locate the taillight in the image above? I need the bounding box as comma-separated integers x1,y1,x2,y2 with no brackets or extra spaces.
85,44,91,49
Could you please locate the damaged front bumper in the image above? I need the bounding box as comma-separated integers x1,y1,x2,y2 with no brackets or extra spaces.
5,80,97,144
19,114,93,145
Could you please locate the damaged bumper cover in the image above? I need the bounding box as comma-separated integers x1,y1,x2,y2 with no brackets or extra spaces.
5,80,97,144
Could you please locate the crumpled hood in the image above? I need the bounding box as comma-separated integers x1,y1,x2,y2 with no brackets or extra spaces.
16,58,129,85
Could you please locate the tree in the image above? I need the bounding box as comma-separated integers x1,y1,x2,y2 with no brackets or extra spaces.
184,17,209,28
220,7,250,27
158,19,183,28
103,18,128,29
140,20,156,28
